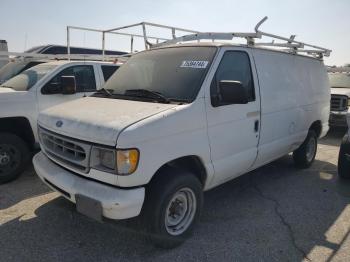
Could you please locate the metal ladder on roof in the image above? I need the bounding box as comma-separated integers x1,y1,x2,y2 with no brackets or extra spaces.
78,17,330,59
2,17,331,63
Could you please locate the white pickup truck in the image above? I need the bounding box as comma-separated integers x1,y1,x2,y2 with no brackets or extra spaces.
0,60,119,183
328,68,350,127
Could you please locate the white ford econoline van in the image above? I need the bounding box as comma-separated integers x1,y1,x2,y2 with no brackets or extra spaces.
33,29,330,247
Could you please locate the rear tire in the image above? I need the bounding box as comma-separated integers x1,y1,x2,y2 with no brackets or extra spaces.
142,167,203,249
293,130,317,168
338,135,350,179
0,133,30,184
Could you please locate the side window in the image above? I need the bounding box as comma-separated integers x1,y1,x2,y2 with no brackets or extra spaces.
101,65,119,81
211,51,255,106
42,65,96,94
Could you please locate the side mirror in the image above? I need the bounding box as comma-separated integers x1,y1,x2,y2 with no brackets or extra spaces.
218,80,248,104
61,76,76,95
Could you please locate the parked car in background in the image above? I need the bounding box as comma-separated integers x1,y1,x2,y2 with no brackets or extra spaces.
338,112,350,178
0,60,120,183
33,39,330,247
25,44,127,56
328,67,350,127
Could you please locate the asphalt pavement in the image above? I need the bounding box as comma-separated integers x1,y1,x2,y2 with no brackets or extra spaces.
0,128,349,262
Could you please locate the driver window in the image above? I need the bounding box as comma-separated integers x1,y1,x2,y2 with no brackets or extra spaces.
211,51,255,105
42,65,96,94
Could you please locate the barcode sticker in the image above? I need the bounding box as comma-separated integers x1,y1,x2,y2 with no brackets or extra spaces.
180,60,209,69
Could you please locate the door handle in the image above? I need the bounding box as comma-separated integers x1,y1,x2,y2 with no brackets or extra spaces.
254,120,259,133
247,111,260,118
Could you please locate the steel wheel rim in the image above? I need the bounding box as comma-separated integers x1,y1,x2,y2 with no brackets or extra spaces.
165,187,197,236
0,144,21,176
306,137,316,162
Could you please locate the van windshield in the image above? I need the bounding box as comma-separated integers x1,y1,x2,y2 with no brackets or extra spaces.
329,73,350,88
102,46,217,103
0,64,57,91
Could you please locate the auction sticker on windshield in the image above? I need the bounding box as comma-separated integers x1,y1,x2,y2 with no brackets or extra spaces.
180,60,209,69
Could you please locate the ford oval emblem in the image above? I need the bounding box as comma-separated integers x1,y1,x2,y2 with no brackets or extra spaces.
56,120,63,128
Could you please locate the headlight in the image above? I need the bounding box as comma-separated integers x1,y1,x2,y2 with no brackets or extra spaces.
90,147,116,172
116,149,139,175
90,147,139,175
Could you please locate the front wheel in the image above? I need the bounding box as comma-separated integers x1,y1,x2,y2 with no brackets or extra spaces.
142,167,203,248
0,133,30,184
293,130,318,168
338,135,350,179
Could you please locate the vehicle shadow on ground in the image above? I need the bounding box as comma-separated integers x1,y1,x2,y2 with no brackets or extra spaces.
0,164,51,210
1,156,349,262
319,127,347,147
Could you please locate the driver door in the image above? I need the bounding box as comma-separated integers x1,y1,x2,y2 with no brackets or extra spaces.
205,48,261,186
38,64,98,111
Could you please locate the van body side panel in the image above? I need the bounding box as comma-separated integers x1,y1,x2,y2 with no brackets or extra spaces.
295,56,330,138
251,50,330,168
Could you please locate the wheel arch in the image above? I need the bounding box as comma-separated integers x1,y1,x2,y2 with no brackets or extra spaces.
149,155,208,188
0,117,35,150
309,120,322,138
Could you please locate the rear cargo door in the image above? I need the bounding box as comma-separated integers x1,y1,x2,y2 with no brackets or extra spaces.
205,48,261,186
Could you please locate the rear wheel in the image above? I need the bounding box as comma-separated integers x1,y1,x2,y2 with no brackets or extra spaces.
338,135,350,179
142,167,203,248
0,133,30,184
293,130,317,168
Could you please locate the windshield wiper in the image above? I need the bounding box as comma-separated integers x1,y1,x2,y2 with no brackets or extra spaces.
125,89,170,103
94,88,114,97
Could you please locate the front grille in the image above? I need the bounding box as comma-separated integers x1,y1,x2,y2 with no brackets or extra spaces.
39,127,91,173
331,95,348,111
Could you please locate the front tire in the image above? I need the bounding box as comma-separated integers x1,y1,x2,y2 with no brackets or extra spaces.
293,130,317,168
0,133,30,184
142,167,203,248
338,135,350,179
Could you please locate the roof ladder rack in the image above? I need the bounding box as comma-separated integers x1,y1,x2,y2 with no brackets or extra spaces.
151,17,331,59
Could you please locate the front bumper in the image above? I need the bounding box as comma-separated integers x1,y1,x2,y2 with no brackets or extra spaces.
330,111,348,127
33,152,145,220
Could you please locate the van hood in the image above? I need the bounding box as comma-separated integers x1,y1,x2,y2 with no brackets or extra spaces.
38,97,178,146
331,87,350,96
